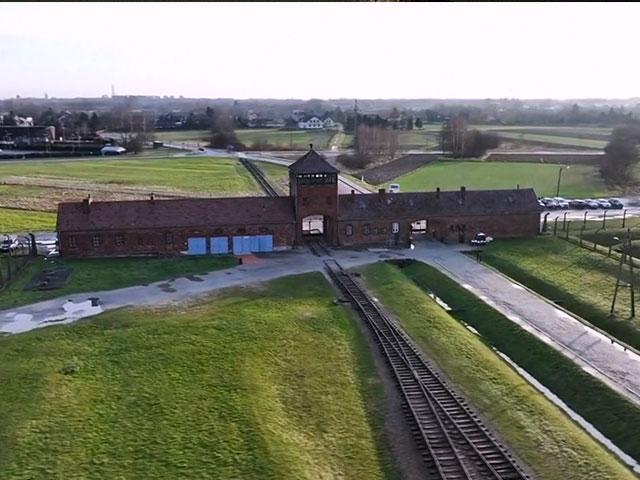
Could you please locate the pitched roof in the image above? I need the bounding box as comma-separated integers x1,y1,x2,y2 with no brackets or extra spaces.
288,148,339,174
338,188,540,221
57,196,296,232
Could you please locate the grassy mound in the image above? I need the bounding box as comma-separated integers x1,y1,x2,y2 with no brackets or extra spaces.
360,261,635,480
0,273,393,479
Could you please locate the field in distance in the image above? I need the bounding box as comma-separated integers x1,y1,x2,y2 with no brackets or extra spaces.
389,160,615,198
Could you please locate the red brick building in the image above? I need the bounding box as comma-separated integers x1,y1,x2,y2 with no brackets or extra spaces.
57,148,541,257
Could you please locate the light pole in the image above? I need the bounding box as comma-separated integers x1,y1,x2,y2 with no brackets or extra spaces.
556,165,570,197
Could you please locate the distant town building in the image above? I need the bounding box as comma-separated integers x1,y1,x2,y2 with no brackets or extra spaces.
298,116,324,129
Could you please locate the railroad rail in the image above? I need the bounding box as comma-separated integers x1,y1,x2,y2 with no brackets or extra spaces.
306,238,331,257
324,259,529,480
239,158,279,197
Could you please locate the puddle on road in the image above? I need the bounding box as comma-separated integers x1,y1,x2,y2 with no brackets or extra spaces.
2,299,104,334
185,275,204,282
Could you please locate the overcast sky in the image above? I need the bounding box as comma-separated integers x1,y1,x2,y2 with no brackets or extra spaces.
1,2,638,100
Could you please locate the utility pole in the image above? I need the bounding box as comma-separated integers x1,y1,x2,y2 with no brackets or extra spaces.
353,99,359,151
611,229,636,317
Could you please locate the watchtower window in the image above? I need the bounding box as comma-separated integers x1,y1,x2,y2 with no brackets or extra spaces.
296,173,337,185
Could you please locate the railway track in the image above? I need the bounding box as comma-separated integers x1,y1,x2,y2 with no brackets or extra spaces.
324,259,529,480
306,238,331,257
239,158,279,197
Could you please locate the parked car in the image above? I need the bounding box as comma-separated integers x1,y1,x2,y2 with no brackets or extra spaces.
470,232,494,246
541,198,559,209
596,199,612,209
538,199,546,209
608,198,624,209
0,236,11,253
553,197,570,209
388,183,401,193
583,199,601,209
569,199,587,209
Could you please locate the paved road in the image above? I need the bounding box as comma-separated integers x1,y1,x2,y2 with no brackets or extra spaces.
2,241,640,409
410,242,640,405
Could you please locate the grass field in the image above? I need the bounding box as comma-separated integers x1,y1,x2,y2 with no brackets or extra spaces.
0,208,57,233
0,255,237,310
390,160,615,198
481,236,640,350
393,260,640,469
153,130,210,143
236,129,336,150
0,273,393,479
0,156,262,196
397,131,439,149
494,132,607,150
254,161,289,195
361,262,636,480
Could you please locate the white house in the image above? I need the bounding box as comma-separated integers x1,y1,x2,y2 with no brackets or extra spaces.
298,116,324,129
322,117,337,129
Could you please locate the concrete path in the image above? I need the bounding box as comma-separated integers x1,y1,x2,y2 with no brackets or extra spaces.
2,241,640,407
410,242,640,405
0,247,404,335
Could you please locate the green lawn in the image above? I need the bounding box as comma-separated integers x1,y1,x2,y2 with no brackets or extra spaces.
495,131,607,149
0,255,238,310
236,129,335,150
390,160,615,198
254,161,289,195
360,262,636,480
0,273,393,479
153,130,210,143
393,260,640,470
0,157,262,196
481,236,640,350
0,208,57,233
397,131,438,149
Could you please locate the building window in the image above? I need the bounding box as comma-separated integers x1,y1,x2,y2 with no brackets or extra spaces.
346,224,353,236
392,222,399,234
363,224,371,236
165,232,173,245
92,234,102,247
115,234,125,246
68,235,77,248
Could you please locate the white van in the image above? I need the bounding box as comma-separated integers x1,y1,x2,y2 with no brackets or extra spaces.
388,183,400,193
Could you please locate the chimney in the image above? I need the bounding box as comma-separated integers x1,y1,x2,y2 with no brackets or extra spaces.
460,186,466,203
436,187,440,199
150,193,155,203
82,194,92,214
351,189,355,195
378,188,386,195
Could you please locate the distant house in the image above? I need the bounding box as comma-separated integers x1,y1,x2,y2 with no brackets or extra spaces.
298,116,339,130
298,116,324,129
322,117,338,130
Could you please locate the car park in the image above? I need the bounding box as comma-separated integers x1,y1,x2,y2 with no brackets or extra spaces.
583,199,601,209
596,199,612,209
470,232,494,246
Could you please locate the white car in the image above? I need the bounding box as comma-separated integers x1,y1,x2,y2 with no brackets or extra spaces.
470,232,494,246
388,183,400,193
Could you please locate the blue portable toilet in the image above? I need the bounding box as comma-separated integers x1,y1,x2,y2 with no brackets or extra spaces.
250,236,261,252
187,237,207,255
210,237,229,255
232,236,252,255
258,235,273,252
